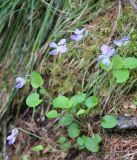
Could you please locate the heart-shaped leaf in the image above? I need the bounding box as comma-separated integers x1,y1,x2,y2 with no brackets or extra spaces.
101,115,118,128
113,69,129,83
68,123,80,138
112,55,123,69
69,93,87,107
59,114,73,126
46,110,58,119
85,137,99,153
53,96,69,108
123,57,137,69
26,93,42,108
85,96,98,108
31,71,43,88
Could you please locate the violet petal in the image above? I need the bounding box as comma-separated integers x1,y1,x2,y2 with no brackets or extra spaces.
48,49,58,55
74,28,85,35
57,46,67,53
70,34,83,41
108,48,115,57
101,57,110,66
15,82,24,89
113,40,123,47
122,35,130,41
58,39,66,45
49,42,57,48
101,45,109,54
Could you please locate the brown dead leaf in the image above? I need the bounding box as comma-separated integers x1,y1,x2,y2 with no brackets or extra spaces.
123,101,136,110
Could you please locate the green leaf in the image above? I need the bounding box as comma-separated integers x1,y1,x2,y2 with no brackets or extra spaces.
31,145,44,152
31,71,43,88
58,136,67,144
113,69,129,83
39,88,49,96
26,93,42,108
92,134,101,144
76,109,86,116
123,57,137,69
85,96,98,108
46,110,58,119
59,114,73,126
101,115,118,128
63,141,71,152
112,55,123,69
69,94,86,107
22,155,29,160
68,123,80,138
53,96,69,108
85,137,99,153
100,62,113,72
77,137,85,146
133,100,137,106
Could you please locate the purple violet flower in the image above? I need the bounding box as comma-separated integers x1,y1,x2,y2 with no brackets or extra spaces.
15,77,26,89
49,39,67,55
113,35,130,47
7,128,19,145
70,28,87,41
97,45,115,66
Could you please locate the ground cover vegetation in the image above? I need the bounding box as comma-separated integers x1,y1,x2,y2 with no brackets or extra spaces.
0,0,137,159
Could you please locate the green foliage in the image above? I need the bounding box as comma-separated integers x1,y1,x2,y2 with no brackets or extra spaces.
39,88,49,96
31,145,44,152
112,55,123,69
58,136,71,152
123,57,137,69
77,137,85,146
22,155,29,160
76,109,86,116
100,62,113,71
85,137,99,152
133,100,137,106
46,110,58,119
58,136,67,144
53,96,69,108
76,134,101,152
101,115,118,128
59,114,74,126
4,0,137,156
68,123,80,138
26,93,42,108
92,134,102,144
85,96,98,108
69,94,86,107
63,141,71,152
113,69,129,83
31,71,43,88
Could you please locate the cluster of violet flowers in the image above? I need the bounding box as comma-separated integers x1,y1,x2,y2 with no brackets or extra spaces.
9,33,130,146
14,29,87,89
48,28,87,55
97,36,130,66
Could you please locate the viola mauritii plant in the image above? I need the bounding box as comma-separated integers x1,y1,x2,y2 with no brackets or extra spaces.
70,28,87,41
22,69,118,153
113,35,130,47
46,93,118,153
97,45,115,66
15,77,26,89
7,128,19,145
98,37,137,84
49,38,67,55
